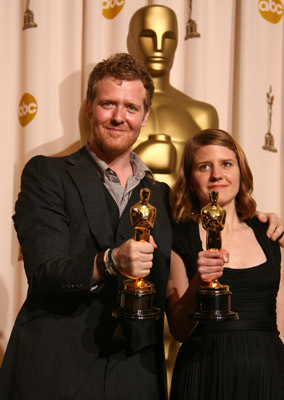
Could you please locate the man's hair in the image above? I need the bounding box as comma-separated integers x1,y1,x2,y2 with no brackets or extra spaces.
171,129,256,223
86,52,154,113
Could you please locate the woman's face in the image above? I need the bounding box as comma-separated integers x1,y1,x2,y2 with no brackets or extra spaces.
190,145,241,209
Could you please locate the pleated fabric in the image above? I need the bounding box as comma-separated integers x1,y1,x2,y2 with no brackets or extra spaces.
170,329,284,400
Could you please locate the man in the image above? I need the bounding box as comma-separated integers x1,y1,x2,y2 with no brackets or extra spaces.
0,53,282,400
0,53,172,400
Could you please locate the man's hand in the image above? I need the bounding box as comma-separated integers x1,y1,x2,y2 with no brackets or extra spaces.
256,211,284,246
113,236,157,279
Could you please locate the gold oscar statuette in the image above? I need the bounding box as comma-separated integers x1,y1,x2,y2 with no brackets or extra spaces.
189,191,239,321
113,188,161,320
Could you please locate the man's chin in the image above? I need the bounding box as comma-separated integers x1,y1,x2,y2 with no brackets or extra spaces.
104,140,138,157
103,145,130,160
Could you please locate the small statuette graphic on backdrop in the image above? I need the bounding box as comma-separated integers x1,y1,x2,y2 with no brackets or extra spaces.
185,0,200,39
262,85,277,152
23,0,37,30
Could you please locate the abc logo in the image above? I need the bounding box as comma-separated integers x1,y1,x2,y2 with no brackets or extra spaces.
102,0,125,20
259,0,283,23
18,93,38,127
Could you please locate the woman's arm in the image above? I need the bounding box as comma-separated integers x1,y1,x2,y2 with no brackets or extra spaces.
276,249,284,343
166,249,226,342
166,250,198,343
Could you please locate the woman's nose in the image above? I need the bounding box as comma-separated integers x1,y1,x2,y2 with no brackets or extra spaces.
210,165,222,180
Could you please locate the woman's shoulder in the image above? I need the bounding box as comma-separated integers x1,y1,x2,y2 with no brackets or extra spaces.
172,218,198,236
246,216,268,231
246,216,281,260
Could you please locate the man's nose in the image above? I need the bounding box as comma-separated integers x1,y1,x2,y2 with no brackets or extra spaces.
111,106,125,123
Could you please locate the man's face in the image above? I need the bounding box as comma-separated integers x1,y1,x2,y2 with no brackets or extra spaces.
87,77,149,162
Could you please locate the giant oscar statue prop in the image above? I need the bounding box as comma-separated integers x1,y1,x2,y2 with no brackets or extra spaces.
79,5,219,187
127,5,219,187
190,190,239,321
113,188,161,320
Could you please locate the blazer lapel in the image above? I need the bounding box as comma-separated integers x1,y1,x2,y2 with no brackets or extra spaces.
65,148,114,250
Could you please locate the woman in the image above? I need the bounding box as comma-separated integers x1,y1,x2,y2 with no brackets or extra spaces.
166,129,284,399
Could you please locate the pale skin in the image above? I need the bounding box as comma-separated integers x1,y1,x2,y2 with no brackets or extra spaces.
166,145,284,343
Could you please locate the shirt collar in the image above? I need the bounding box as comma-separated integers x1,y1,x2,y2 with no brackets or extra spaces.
86,143,154,181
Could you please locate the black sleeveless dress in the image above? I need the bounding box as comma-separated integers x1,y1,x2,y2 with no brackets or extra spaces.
170,217,284,400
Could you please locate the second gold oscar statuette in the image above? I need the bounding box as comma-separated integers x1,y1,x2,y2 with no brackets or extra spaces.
189,190,239,321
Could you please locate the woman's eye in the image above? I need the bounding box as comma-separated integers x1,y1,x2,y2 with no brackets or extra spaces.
199,164,210,171
222,161,232,168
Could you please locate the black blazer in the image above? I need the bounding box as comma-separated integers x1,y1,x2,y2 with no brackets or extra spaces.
0,147,172,399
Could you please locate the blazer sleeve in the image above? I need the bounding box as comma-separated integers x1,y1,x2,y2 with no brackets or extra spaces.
13,155,96,299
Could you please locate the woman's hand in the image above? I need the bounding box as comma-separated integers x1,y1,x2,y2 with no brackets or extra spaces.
197,249,229,282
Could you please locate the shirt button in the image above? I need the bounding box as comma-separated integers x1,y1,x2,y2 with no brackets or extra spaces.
119,234,125,241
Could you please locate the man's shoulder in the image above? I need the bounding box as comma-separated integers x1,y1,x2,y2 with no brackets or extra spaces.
143,177,170,200
20,147,95,186
24,147,89,170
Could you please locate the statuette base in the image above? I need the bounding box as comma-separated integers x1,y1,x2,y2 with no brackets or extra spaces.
113,279,161,320
189,284,239,321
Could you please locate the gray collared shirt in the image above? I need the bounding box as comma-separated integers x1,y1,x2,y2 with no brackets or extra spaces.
86,143,153,216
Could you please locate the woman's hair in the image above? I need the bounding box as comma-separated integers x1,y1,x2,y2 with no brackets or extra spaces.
86,52,154,114
171,129,256,223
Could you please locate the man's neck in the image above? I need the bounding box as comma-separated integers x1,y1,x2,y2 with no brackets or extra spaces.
108,153,133,188
90,143,133,188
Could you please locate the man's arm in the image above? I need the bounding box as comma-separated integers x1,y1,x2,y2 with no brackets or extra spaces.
256,211,284,246
13,156,96,298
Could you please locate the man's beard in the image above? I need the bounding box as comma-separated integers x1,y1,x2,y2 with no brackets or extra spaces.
93,131,139,159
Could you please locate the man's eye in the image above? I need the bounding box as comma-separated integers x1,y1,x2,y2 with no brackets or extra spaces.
102,102,112,107
128,105,138,113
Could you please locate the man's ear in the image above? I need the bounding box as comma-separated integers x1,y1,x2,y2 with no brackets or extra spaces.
141,110,150,127
85,99,92,119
